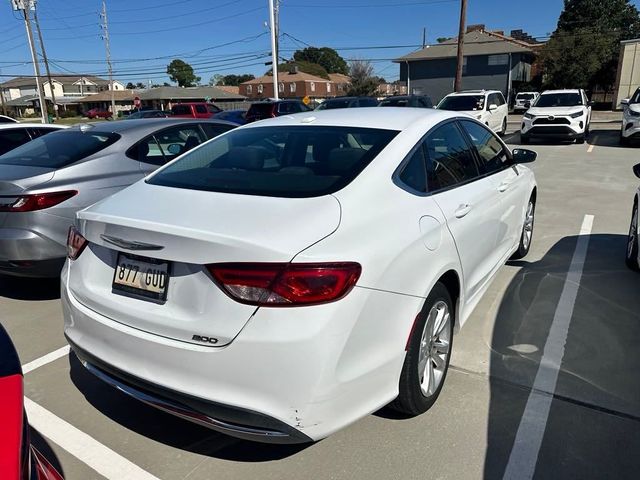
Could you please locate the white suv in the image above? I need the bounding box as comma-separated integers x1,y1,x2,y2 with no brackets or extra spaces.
513,91,539,112
620,87,640,146
521,89,592,144
437,90,509,135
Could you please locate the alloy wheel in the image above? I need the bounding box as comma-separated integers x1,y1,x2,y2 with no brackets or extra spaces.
523,201,535,250
628,205,638,260
417,301,451,397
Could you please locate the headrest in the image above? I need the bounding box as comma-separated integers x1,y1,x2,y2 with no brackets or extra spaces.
184,135,200,151
217,146,265,170
327,147,367,173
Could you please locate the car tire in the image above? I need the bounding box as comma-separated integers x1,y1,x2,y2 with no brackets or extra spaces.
621,132,630,147
511,196,535,260
390,282,453,416
500,117,507,136
520,134,529,144
576,134,585,144
626,201,640,271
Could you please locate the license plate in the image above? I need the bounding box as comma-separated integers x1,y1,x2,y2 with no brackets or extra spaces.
112,253,170,302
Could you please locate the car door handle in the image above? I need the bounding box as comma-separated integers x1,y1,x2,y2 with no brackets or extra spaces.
455,204,472,218
498,181,511,192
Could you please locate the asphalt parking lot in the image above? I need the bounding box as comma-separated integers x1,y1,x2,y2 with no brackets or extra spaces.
2,118,640,480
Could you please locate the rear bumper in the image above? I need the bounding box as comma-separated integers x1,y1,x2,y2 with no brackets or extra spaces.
622,121,640,139
68,338,312,444
0,228,65,277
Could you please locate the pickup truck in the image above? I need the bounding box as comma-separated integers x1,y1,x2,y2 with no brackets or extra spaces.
170,102,221,118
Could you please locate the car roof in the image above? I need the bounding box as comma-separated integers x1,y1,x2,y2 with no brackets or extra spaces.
0,123,66,130
63,118,237,135
239,107,455,131
446,90,500,96
541,89,581,95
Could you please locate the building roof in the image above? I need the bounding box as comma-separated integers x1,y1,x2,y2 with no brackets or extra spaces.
138,85,245,101
215,85,240,95
4,94,82,106
77,90,138,103
243,71,331,84
394,29,539,62
0,74,120,88
328,73,351,83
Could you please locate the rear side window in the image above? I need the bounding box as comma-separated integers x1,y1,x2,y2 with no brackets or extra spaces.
147,126,399,198
460,120,510,174
0,128,31,156
29,127,58,139
206,104,221,113
195,105,207,114
398,145,427,193
0,130,119,168
171,105,191,115
425,123,478,191
200,123,234,139
247,103,275,117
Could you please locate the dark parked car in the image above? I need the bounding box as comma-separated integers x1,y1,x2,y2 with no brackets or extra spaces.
0,114,18,123
171,102,221,119
0,323,64,479
315,96,379,110
0,123,65,156
379,95,433,108
212,109,247,125
85,108,112,119
0,118,236,277
245,100,311,123
124,109,172,120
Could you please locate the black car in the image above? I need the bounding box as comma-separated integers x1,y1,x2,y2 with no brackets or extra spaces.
245,100,311,123
315,96,379,110
379,95,433,108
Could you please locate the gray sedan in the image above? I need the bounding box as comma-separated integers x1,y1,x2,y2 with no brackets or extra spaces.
0,118,236,277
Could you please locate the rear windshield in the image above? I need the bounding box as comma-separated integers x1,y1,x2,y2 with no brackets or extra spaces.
316,99,352,110
630,89,640,104
438,95,484,111
147,126,399,198
517,93,535,100
535,93,582,107
247,103,275,115
380,98,408,107
0,129,120,168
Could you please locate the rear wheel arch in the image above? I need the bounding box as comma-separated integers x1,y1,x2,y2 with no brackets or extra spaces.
435,270,461,328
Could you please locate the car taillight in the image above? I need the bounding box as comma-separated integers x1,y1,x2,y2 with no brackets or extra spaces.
0,190,77,213
206,262,361,306
67,226,87,260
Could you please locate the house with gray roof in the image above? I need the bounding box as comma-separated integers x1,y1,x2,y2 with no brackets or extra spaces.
394,25,542,104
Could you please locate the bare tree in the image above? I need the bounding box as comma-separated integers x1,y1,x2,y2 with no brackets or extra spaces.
347,60,379,96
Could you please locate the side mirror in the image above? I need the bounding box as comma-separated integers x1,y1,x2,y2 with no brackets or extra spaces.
588,101,595,107
524,101,531,109
633,163,640,179
621,98,630,106
488,103,498,111
512,148,537,164
167,143,182,156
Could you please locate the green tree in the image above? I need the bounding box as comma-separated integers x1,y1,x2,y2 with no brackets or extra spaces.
541,0,640,90
209,74,224,86
125,82,135,89
271,61,330,79
166,59,200,87
293,47,349,74
135,82,145,89
346,60,379,96
216,74,255,86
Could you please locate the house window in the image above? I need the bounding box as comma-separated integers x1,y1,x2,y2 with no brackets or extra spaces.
310,82,315,92
338,84,344,91
488,54,509,66
290,82,296,93
327,83,331,93
246,85,253,94
462,57,468,74
257,84,264,94
279,82,284,93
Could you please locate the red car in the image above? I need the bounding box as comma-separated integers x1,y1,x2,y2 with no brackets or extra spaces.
170,102,221,119
0,324,64,480
84,108,112,119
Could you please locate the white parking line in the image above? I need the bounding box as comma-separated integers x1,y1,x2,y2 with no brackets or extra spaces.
25,398,161,480
587,136,598,153
22,345,70,374
502,214,594,480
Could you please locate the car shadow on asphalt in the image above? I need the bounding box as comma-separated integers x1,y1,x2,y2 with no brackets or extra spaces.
588,129,639,149
485,233,640,479
29,428,66,477
67,353,311,461
0,275,60,301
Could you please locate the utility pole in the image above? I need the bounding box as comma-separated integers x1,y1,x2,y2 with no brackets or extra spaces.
422,27,426,49
0,69,7,116
100,1,116,115
12,0,47,123
454,0,467,92
268,0,279,100
33,5,58,119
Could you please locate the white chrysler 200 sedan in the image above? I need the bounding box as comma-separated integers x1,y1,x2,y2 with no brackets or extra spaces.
62,108,537,443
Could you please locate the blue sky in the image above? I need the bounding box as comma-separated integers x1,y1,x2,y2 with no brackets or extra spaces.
0,0,635,85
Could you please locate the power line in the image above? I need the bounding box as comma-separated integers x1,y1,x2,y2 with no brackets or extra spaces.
285,0,457,8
